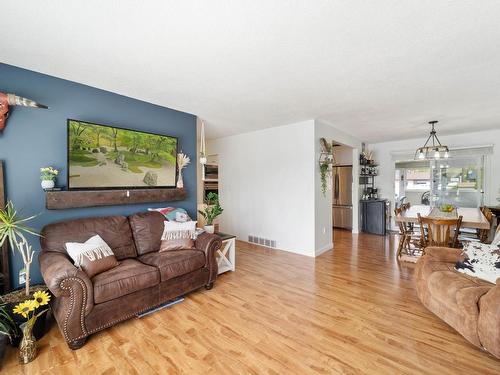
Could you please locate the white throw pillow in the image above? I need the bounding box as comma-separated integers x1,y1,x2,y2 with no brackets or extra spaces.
161,220,197,240
65,235,118,278
159,221,198,251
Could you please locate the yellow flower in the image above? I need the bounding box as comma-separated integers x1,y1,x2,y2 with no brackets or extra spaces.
13,300,37,318
33,291,51,308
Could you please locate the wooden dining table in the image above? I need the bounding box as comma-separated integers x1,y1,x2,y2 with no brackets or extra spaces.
395,204,490,229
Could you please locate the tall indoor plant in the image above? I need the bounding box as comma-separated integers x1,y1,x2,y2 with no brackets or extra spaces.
0,201,39,297
198,192,223,234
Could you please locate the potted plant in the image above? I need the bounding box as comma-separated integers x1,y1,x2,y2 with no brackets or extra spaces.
198,192,223,234
12,290,50,364
40,166,58,190
0,201,48,344
0,303,17,367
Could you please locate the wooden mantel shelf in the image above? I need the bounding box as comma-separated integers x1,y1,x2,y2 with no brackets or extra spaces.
46,188,187,210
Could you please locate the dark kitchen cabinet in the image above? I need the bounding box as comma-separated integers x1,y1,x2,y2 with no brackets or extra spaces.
361,199,387,236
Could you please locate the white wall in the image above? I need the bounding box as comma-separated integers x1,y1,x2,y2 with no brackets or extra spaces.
208,118,363,257
333,145,353,165
369,128,500,228
208,120,317,256
314,120,363,256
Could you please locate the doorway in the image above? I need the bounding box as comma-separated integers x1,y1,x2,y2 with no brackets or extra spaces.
331,144,354,231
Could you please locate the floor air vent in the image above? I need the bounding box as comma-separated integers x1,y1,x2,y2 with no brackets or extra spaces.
248,235,276,248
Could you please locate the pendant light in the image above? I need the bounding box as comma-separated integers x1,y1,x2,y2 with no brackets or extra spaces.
414,121,450,160
199,120,207,165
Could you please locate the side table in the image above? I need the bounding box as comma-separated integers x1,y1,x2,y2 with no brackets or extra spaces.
214,232,236,274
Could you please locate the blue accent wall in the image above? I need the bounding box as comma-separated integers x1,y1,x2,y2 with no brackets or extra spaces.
0,63,197,289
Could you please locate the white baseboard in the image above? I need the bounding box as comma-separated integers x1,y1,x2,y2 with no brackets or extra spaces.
315,242,333,257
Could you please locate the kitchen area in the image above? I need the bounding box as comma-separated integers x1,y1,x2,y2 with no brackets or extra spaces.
330,144,388,235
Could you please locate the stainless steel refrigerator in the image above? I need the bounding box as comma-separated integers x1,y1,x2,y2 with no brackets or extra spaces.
332,165,353,230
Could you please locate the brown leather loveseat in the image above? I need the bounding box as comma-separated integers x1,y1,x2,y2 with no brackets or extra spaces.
415,246,500,359
39,211,222,349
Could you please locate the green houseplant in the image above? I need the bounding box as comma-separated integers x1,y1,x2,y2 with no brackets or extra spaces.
198,192,223,234
320,162,329,196
0,201,50,346
40,167,58,190
0,201,39,297
0,303,17,366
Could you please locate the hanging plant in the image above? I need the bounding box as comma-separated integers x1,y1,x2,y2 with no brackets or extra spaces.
320,162,329,197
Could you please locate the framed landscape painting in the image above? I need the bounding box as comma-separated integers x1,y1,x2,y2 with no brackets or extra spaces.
67,119,178,189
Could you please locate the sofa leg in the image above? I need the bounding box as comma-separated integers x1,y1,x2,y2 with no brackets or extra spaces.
68,337,87,350
205,282,214,290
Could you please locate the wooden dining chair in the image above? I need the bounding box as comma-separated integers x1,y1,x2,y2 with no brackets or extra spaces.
401,202,415,231
417,213,463,248
457,206,491,242
479,207,494,243
395,206,423,258
394,207,406,257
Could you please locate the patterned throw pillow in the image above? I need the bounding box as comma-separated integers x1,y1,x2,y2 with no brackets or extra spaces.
65,235,119,278
148,207,192,222
160,220,197,251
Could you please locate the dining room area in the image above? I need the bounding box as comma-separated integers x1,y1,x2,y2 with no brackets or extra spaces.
364,120,500,362
394,203,495,261
388,122,499,262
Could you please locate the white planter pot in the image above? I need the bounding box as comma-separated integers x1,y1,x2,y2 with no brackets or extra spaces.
204,225,215,234
41,180,55,190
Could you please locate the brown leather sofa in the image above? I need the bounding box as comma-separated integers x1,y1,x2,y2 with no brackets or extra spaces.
415,246,500,359
39,211,222,349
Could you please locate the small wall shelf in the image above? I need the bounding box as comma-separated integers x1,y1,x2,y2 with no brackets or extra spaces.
46,188,187,210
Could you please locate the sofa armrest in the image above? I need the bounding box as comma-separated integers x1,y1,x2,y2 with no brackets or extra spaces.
478,282,500,359
195,232,222,284
39,251,93,344
424,246,465,263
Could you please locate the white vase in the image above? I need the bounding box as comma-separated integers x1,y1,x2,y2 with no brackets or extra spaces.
204,225,215,234
41,180,55,190
176,170,184,188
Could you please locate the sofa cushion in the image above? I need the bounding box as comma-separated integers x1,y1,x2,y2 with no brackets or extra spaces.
66,235,119,278
92,259,160,304
41,215,137,260
427,270,480,305
129,211,165,255
160,220,197,252
139,250,205,281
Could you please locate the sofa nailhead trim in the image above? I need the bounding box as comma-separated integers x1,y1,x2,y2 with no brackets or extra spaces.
66,281,208,342
60,277,88,342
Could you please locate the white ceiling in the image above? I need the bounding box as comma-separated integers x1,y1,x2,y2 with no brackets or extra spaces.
2,1,500,142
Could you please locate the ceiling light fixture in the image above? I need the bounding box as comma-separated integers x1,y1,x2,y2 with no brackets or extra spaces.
414,120,450,160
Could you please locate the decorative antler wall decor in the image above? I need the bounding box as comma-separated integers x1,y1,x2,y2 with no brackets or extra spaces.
0,92,48,132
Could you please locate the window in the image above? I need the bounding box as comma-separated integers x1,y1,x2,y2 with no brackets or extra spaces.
433,157,484,207
405,168,430,190
394,149,488,208
441,165,480,190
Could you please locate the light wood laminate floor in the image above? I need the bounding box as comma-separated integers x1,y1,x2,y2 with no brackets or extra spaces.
3,230,500,374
